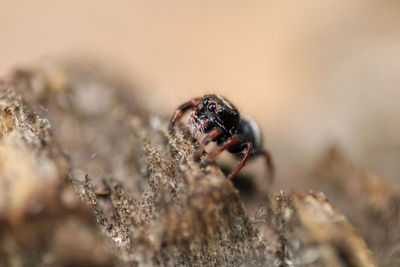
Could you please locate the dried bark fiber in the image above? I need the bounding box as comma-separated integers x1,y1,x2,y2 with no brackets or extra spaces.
0,60,389,266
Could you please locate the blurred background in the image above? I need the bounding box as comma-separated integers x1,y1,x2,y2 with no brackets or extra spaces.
1,0,399,191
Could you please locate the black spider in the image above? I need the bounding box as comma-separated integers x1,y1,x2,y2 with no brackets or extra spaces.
168,94,274,181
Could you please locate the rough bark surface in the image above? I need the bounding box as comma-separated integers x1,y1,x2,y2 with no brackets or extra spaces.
0,60,396,266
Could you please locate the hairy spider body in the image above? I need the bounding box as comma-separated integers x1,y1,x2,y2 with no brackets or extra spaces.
168,94,274,180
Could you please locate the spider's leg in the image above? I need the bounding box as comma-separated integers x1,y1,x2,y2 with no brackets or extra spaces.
193,119,211,137
194,128,222,161
227,142,253,180
168,97,202,133
204,135,239,163
187,109,197,128
259,149,275,183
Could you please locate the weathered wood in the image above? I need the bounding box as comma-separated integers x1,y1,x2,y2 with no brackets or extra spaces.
0,60,383,266
0,83,113,266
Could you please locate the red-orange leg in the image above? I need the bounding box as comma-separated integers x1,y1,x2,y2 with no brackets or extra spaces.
227,142,253,180
168,98,202,133
187,109,197,128
204,135,239,163
193,128,222,161
193,119,211,137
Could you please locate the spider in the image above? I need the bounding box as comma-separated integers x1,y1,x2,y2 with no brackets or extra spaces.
168,94,274,181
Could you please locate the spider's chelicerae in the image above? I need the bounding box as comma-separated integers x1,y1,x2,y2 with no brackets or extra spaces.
168,94,274,181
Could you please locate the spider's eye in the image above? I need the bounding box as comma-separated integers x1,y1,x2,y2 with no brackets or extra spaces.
217,108,223,115
208,102,217,112
203,98,209,106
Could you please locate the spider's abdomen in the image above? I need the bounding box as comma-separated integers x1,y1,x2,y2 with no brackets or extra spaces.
227,116,263,157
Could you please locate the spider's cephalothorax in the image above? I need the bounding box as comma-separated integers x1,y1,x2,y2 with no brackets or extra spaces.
168,94,274,181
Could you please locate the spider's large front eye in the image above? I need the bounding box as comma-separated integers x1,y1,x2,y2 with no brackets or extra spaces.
208,102,217,112
203,98,209,106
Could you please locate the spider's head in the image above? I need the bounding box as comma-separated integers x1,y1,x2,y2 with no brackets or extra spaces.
196,94,240,134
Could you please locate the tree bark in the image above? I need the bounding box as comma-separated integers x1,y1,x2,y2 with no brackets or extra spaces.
0,60,387,266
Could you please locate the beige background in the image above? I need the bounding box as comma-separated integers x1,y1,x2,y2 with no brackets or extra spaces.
1,1,399,188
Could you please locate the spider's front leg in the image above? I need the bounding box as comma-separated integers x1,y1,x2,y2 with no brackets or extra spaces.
168,97,202,133
193,128,222,161
203,135,253,180
227,142,253,180
204,135,239,164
